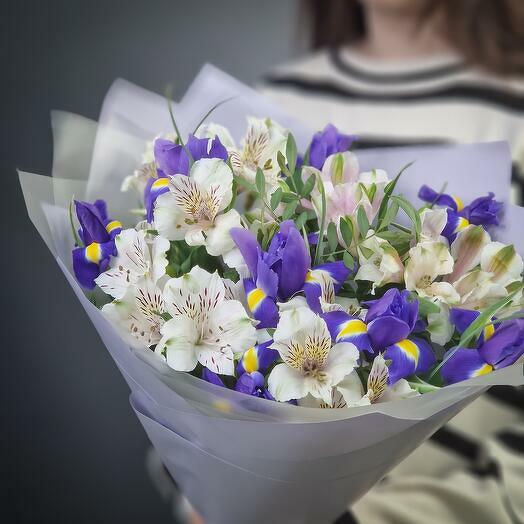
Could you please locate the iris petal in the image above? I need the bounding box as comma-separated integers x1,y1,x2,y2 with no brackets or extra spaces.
441,347,492,385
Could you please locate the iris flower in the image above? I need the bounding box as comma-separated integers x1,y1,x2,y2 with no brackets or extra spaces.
441,308,524,384
230,221,350,328
72,199,122,289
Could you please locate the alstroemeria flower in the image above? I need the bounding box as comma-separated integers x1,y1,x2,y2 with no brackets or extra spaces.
480,241,523,287
154,158,241,257
72,199,122,289
419,208,448,243
355,231,404,290
267,306,359,403
358,169,390,222
145,135,229,223
308,124,356,170
230,220,311,327
337,354,418,406
453,269,507,310
157,266,257,376
405,241,460,304
229,117,287,192
102,276,166,349
441,309,524,384
418,185,502,241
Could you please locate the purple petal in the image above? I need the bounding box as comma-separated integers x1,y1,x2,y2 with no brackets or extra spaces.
313,261,351,291
322,311,373,353
461,193,502,227
256,258,279,298
75,200,110,244
479,318,524,368
418,185,458,211
144,175,170,223
230,228,261,280
441,347,490,385
367,316,411,349
154,138,189,176
278,225,310,300
450,308,480,334
244,279,279,329
202,368,226,387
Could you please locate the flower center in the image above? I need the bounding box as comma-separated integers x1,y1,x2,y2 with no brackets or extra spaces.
418,274,433,288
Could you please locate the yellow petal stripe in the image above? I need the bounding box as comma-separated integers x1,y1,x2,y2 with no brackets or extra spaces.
483,323,495,342
396,339,419,366
247,288,266,312
337,319,367,341
454,216,470,233
152,177,170,189
305,270,317,283
474,363,493,377
105,220,122,234
242,347,259,373
85,242,102,264
452,195,465,212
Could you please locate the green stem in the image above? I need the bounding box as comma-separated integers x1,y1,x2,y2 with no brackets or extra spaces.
314,175,327,266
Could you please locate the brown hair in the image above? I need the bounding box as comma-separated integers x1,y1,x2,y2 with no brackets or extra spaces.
305,0,524,75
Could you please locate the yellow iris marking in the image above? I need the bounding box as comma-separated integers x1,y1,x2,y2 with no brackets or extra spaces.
337,319,367,340
105,220,122,234
242,347,259,373
152,177,170,189
455,216,470,232
483,323,495,341
452,195,465,211
247,288,266,312
474,363,493,377
85,242,102,264
396,339,419,365
305,270,317,283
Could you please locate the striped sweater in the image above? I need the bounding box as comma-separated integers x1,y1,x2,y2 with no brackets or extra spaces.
261,47,524,524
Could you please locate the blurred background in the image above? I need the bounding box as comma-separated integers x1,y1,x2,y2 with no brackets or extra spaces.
2,1,304,522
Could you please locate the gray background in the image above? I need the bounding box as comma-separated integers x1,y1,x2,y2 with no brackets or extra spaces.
2,1,305,521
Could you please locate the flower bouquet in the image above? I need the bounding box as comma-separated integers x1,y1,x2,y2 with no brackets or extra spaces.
20,65,524,524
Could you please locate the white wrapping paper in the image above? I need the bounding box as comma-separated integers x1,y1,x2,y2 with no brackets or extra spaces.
19,65,524,524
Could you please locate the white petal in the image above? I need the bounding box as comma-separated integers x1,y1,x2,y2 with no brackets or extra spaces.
151,235,170,283
272,306,318,344
190,158,233,212
336,371,369,407
205,209,241,256
154,192,187,241
95,265,135,300
379,379,419,403
420,208,447,241
208,299,256,354
185,227,206,247
158,316,199,372
268,363,307,402
197,344,235,376
196,123,236,149
324,342,359,386
480,241,523,285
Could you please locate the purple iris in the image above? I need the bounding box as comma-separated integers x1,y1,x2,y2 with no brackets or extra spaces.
72,199,121,289
308,124,357,170
235,371,275,400
441,308,524,385
230,220,311,328
363,289,435,384
202,367,226,387
418,185,502,241
144,134,228,222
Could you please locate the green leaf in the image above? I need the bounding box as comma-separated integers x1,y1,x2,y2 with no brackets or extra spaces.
281,192,299,203
376,161,414,227
270,187,283,210
391,195,421,239
233,174,256,192
295,211,309,230
416,295,440,316
286,133,297,174
359,245,374,259
69,197,83,247
277,151,291,177
282,200,298,220
343,251,355,269
380,199,400,230
255,167,266,196
192,96,236,134
327,222,339,252
357,206,370,238
314,175,327,266
340,217,353,247
301,173,316,197
428,285,523,380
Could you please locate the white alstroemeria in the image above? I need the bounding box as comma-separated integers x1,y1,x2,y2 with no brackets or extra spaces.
157,267,256,375
419,208,448,243
337,354,418,407
405,241,459,303
196,122,236,150
267,307,359,404
321,151,359,186
480,241,524,286
426,303,454,345
298,389,348,409
453,269,507,310
229,117,287,191
95,229,169,300
355,231,404,290
445,225,491,283
358,169,390,221
154,158,241,257
102,277,166,349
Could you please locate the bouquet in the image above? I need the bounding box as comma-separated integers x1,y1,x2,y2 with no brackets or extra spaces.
20,65,524,524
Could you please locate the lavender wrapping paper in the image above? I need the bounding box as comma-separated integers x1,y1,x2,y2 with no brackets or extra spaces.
19,65,524,524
